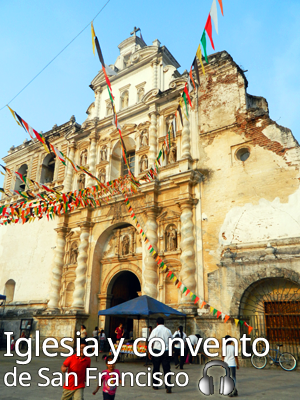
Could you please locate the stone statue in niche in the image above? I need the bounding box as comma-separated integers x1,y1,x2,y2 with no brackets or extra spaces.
166,225,177,251
100,146,107,161
140,155,148,172
140,130,148,147
169,146,176,164
70,244,78,264
121,91,129,109
122,235,130,255
78,174,86,190
99,168,106,183
137,87,145,102
80,150,88,166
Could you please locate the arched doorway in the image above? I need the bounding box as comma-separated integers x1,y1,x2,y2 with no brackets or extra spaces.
108,271,141,340
239,277,300,358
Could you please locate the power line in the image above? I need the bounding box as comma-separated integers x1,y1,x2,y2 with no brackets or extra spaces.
0,0,111,112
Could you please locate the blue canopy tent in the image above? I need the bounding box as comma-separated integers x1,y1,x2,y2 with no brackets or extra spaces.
0,295,6,300
98,295,186,319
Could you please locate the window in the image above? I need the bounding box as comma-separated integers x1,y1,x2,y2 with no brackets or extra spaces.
65,282,75,307
14,164,28,191
121,151,135,176
40,153,56,184
236,147,250,162
5,279,16,303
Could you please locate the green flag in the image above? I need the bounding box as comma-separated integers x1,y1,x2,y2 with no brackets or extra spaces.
201,30,209,64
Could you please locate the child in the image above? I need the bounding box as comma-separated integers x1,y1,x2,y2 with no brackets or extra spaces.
93,355,120,400
11,335,15,352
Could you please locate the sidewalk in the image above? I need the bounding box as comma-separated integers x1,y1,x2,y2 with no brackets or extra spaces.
0,352,298,399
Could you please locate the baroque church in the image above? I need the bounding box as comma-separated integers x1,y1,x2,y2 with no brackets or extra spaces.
1,30,299,358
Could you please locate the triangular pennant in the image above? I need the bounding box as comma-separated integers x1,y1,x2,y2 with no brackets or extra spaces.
210,0,218,35
205,14,215,50
194,296,199,304
185,289,190,296
239,320,244,327
213,309,217,316
234,319,239,327
216,311,222,319
210,306,214,314
182,287,187,294
248,326,253,335
224,315,230,323
201,301,206,309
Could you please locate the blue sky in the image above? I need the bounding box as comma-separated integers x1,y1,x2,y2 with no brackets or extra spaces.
1,0,300,185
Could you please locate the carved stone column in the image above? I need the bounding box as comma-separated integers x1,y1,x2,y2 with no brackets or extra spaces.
63,141,76,193
179,200,196,304
48,227,69,310
143,207,158,298
181,115,191,159
72,223,92,309
149,112,158,166
87,134,97,187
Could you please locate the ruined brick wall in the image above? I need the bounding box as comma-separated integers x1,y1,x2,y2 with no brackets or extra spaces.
195,51,300,311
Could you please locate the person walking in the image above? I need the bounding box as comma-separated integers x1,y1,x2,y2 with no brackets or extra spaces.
114,323,124,344
148,317,173,393
60,340,91,400
173,326,187,369
187,333,200,364
222,335,239,397
99,329,106,353
93,326,99,340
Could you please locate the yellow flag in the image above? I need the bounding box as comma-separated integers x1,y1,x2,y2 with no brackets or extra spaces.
7,105,22,126
234,319,239,327
190,292,194,298
91,22,96,56
196,44,206,75
210,306,214,314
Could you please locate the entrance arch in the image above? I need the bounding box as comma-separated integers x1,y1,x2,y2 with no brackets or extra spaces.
107,270,141,339
239,276,300,358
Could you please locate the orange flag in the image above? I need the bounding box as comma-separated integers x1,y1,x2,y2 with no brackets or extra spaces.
200,301,206,309
224,315,230,323
248,326,254,335
217,0,224,16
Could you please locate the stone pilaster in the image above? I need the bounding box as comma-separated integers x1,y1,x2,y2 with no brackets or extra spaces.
87,134,97,187
152,60,158,88
48,227,69,310
143,207,159,298
72,223,93,310
63,141,76,193
148,112,158,166
179,200,196,304
181,115,191,159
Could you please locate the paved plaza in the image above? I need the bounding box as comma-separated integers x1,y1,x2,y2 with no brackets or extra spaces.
0,351,298,400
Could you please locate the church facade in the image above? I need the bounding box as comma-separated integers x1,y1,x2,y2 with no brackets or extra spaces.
1,32,300,356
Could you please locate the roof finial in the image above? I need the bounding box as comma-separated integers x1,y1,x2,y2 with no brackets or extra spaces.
130,27,140,37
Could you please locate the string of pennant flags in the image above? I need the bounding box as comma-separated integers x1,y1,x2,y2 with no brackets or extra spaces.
123,192,254,335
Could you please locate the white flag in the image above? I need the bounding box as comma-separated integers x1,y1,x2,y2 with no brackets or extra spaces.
210,0,218,34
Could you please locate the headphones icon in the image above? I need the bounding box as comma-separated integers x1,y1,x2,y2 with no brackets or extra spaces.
198,360,235,396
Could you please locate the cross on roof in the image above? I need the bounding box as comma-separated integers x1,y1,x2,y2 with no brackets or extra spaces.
130,27,140,36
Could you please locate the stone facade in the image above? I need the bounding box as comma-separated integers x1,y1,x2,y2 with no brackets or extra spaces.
1,34,300,354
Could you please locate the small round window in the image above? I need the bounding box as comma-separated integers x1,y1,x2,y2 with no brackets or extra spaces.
236,147,250,162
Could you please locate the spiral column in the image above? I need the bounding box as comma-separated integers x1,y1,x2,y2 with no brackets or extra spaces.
143,207,158,299
149,112,158,166
72,223,91,309
179,201,196,304
48,227,69,310
181,115,191,159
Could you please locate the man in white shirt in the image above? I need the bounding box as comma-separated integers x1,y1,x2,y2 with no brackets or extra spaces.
148,317,173,393
222,335,239,397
